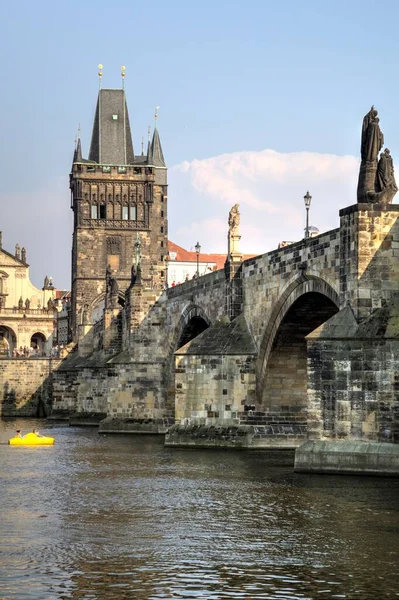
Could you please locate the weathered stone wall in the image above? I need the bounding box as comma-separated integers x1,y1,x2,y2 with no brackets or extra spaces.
175,353,256,424
339,204,399,320
0,358,62,416
307,337,399,443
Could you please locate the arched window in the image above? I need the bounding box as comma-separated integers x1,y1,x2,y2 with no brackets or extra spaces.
30,332,46,354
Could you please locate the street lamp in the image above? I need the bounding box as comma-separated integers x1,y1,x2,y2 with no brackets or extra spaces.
304,191,312,239
195,241,201,277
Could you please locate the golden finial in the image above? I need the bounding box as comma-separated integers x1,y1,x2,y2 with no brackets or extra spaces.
121,65,126,89
98,63,103,89
154,106,160,127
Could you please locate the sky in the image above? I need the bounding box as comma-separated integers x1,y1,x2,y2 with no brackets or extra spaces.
1,0,399,289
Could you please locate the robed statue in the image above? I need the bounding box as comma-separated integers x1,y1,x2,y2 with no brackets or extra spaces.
357,106,396,204
377,148,397,193
228,204,240,234
363,117,384,162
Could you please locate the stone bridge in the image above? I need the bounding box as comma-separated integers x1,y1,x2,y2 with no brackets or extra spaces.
50,202,399,461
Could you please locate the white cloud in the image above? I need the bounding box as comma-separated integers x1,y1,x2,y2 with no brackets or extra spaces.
169,149,359,255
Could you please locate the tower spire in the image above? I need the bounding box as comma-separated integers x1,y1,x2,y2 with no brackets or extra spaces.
150,127,166,167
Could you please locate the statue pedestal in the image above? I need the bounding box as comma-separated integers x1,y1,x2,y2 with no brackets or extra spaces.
228,233,243,263
357,160,378,203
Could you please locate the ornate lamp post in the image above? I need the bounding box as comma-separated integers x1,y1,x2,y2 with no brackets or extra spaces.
195,241,201,277
304,191,312,239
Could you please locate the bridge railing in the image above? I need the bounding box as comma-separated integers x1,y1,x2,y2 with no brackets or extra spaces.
167,268,226,299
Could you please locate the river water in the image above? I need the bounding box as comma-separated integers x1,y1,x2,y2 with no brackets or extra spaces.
0,419,399,600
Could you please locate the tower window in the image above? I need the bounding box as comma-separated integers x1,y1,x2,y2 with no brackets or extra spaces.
161,241,164,248
122,206,129,220
129,206,137,220
103,166,111,173
118,167,126,174
112,114,118,120
160,226,164,233
91,205,98,219
161,211,164,218
99,205,106,219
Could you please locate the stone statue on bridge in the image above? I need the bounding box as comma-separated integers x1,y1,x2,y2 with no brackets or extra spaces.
227,203,243,275
357,106,396,204
228,204,240,235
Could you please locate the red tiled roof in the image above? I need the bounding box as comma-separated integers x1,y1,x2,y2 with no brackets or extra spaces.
55,290,71,300
168,241,256,271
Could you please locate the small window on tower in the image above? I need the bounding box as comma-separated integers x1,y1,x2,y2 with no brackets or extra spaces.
118,167,126,174
103,166,111,173
122,206,129,220
160,226,164,233
129,206,136,220
99,205,106,219
112,114,118,120
161,211,164,218
91,205,98,219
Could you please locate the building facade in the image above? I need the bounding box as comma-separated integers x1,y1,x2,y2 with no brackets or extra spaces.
0,237,56,355
70,88,168,337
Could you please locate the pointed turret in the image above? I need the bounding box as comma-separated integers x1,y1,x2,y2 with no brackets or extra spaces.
88,89,134,164
75,138,82,162
149,128,166,167
147,139,152,164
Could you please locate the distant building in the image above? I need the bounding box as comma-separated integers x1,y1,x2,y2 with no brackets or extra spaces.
167,241,256,286
53,290,71,346
0,235,57,356
279,226,320,249
307,226,320,238
278,241,295,249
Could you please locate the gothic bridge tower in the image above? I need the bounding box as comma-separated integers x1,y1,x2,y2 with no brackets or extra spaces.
70,88,167,338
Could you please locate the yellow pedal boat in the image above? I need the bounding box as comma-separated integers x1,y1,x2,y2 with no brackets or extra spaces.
8,432,55,446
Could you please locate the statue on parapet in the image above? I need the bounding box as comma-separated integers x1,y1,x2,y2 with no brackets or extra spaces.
357,106,396,204
228,204,240,234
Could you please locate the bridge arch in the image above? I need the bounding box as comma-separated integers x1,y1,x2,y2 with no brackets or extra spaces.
172,303,211,352
165,303,211,412
257,275,339,403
